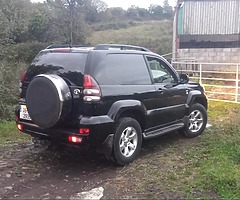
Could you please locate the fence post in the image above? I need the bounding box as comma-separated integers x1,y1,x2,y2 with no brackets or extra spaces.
236,64,239,103
199,64,202,84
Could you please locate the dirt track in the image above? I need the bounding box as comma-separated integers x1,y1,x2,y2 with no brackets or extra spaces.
0,131,206,199
0,143,120,199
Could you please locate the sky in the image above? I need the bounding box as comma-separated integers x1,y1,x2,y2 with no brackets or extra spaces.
30,0,177,9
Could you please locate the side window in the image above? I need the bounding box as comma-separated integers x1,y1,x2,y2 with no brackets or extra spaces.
105,54,151,85
146,56,176,84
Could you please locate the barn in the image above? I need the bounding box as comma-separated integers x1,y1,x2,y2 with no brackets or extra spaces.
173,0,240,63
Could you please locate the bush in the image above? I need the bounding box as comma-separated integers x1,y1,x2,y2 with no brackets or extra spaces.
0,61,28,120
0,42,49,120
93,21,138,31
4,42,48,63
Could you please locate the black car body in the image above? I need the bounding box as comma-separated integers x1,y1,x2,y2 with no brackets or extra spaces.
16,44,208,165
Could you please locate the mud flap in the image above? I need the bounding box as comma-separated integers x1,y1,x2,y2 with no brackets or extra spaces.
96,134,114,160
183,116,189,127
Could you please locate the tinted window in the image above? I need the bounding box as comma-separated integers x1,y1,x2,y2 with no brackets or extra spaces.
146,57,176,84
104,54,151,85
26,52,88,85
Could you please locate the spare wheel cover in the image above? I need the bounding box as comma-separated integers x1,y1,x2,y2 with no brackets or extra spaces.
26,74,72,129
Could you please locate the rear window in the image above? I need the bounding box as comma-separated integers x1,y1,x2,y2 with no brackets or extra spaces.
26,51,88,85
95,54,151,85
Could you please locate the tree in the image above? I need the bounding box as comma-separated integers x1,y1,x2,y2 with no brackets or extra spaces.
0,0,33,43
109,7,124,16
163,0,173,19
127,6,139,20
0,9,11,46
149,4,164,20
163,0,170,8
84,0,108,23
28,12,49,41
46,0,87,45
90,0,107,12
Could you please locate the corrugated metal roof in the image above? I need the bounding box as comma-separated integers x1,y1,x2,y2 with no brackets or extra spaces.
181,0,240,35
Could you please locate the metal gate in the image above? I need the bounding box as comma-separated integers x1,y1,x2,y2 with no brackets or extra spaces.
172,61,240,103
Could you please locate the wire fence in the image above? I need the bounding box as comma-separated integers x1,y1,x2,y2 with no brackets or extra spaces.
172,61,240,103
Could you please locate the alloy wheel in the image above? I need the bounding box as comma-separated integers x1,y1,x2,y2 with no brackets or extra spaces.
119,127,138,157
188,110,204,133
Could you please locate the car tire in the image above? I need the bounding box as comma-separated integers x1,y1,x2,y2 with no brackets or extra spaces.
112,117,142,166
181,103,207,138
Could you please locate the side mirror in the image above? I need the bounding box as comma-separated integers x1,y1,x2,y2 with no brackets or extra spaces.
179,74,189,84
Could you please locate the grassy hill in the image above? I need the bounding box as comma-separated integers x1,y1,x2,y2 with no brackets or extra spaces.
87,20,173,58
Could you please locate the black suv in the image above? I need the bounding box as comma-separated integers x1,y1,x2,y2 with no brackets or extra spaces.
16,44,208,165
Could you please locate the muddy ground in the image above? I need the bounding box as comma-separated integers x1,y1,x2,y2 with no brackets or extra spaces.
0,141,119,199
0,132,202,199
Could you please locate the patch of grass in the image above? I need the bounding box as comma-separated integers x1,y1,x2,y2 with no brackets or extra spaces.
195,103,240,198
0,121,30,145
171,101,240,198
105,101,240,199
208,101,239,122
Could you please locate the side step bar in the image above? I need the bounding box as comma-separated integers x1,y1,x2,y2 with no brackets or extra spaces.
143,123,185,139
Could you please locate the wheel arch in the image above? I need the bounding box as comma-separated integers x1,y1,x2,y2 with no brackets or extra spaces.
193,97,208,110
117,110,145,132
107,100,147,132
187,90,208,110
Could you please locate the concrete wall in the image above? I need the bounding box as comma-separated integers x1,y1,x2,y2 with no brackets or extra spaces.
177,48,240,63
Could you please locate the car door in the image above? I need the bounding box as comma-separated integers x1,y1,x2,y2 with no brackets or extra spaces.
145,56,188,127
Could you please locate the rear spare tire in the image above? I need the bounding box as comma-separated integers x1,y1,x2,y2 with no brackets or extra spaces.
26,74,72,129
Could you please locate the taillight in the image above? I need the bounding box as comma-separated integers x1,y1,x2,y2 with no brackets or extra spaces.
17,124,23,131
83,75,101,102
68,136,82,143
79,128,90,135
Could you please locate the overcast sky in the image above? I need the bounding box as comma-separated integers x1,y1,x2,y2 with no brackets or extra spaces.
30,0,177,9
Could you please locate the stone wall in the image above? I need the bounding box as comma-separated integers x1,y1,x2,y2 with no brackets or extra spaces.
177,48,240,63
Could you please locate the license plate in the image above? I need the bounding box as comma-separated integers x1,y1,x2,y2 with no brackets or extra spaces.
20,105,32,121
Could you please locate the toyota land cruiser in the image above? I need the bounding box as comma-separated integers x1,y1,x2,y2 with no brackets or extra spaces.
16,44,208,165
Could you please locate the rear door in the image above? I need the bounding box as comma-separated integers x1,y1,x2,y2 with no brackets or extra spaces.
145,56,188,125
24,51,87,88
20,50,88,125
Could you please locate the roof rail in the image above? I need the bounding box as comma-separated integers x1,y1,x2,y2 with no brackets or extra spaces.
93,44,151,52
46,44,87,49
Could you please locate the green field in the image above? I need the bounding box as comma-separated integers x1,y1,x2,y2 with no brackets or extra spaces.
88,20,173,58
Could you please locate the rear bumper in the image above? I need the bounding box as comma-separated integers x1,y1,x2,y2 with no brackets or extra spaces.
16,115,115,147
17,120,87,144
